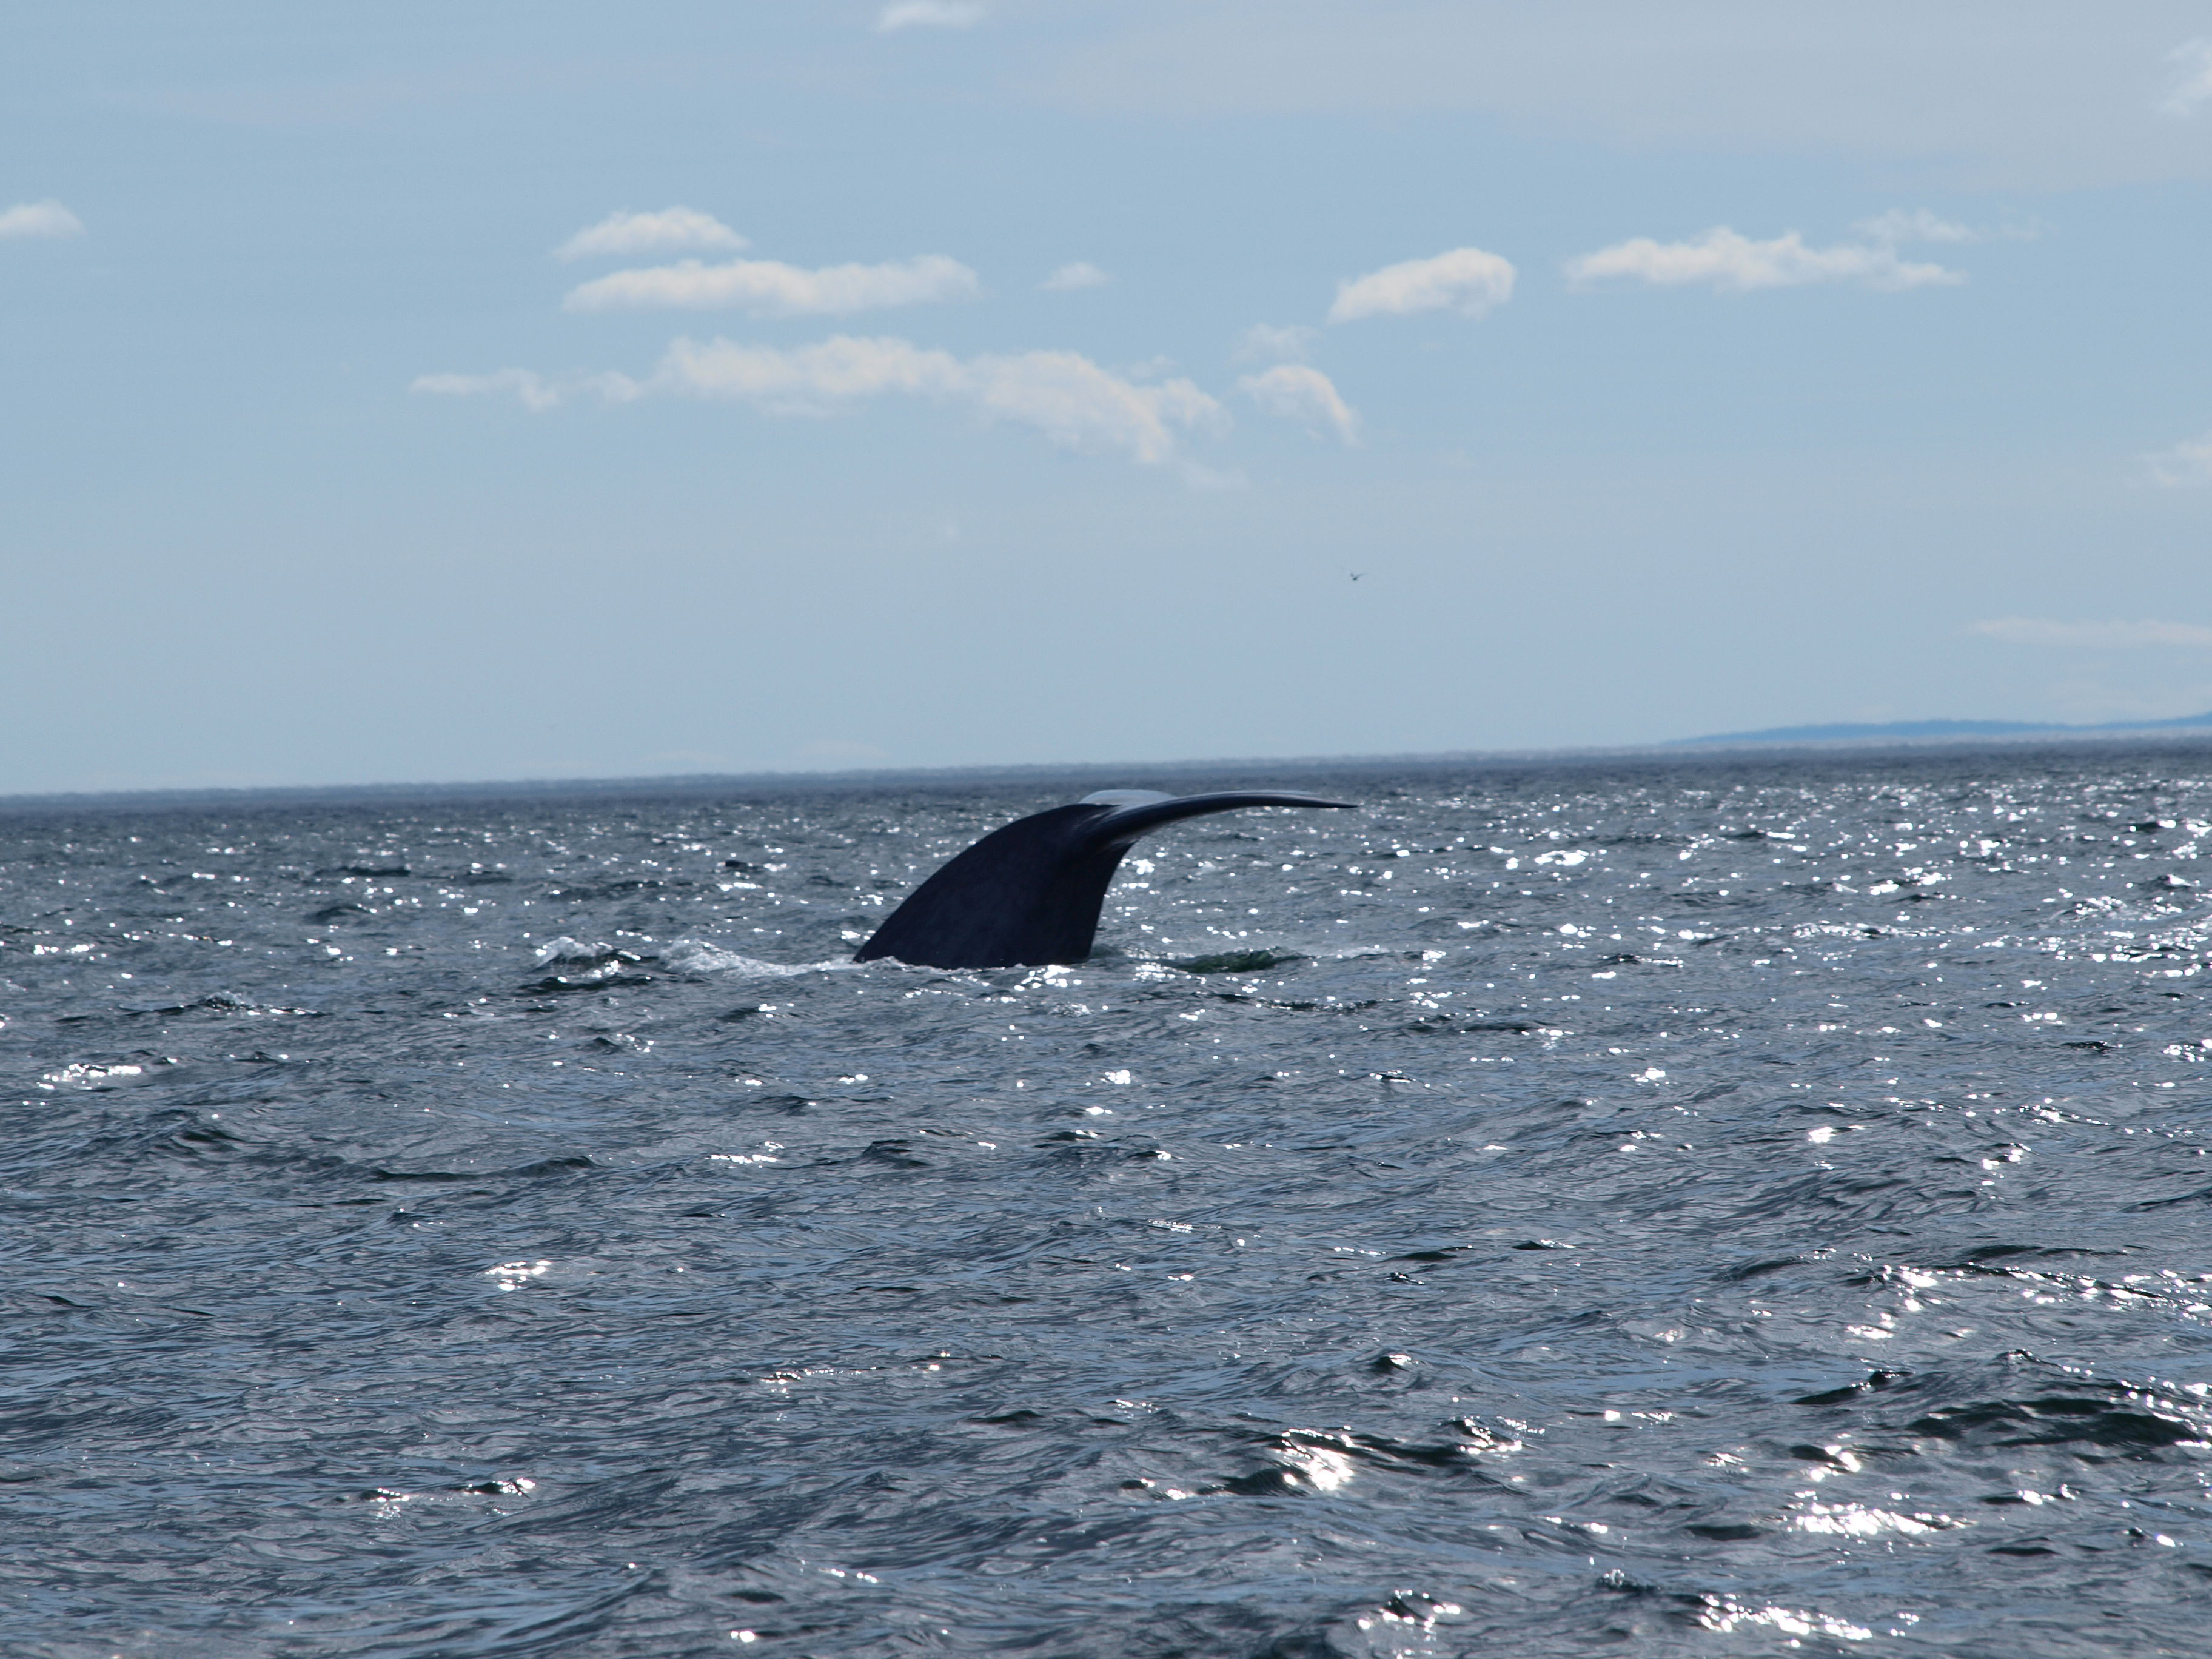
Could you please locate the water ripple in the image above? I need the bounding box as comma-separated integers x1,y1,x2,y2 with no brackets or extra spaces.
4,751,2212,1653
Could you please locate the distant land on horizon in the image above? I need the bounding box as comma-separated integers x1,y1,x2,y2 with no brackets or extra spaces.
1675,711,2212,746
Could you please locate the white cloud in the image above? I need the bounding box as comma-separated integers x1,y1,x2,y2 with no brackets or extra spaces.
1237,364,1359,445
1041,261,1110,290
424,335,1225,465
877,1,983,31
1329,246,1515,323
1855,207,1978,244
649,335,1221,463
1235,323,1317,363
555,207,746,262
1564,226,1963,292
411,369,568,413
1969,617,2212,648
1857,206,2045,246
2160,38,2212,116
0,199,85,240
563,254,979,316
2149,431,2212,486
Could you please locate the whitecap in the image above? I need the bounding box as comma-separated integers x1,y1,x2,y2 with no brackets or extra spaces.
533,936,608,966
39,1062,149,1091
662,939,832,977
1275,1443,1356,1492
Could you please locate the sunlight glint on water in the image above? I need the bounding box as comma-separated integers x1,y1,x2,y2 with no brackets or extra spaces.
2,749,2211,1654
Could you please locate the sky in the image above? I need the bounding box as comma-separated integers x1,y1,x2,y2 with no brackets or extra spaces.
8,1,2212,794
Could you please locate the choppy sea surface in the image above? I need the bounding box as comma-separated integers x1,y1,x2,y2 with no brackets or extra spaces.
7,748,2212,1658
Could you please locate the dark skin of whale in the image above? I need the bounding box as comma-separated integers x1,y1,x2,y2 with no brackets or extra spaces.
854,791,1359,969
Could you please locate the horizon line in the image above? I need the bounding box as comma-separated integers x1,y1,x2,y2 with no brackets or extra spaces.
11,722,2212,813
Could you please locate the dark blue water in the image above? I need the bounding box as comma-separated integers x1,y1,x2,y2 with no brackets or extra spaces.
5,749,2211,1657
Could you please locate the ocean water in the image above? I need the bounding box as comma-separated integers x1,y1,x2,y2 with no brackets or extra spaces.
4,748,2212,1658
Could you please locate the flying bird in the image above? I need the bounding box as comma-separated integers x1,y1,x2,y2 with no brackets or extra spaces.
856,789,1357,968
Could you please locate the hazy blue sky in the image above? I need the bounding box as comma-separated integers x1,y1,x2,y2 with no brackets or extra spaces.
9,2,2212,793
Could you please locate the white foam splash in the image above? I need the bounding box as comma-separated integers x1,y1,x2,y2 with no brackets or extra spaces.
662,939,833,977
39,1062,146,1090
1275,1443,1356,1492
533,936,607,965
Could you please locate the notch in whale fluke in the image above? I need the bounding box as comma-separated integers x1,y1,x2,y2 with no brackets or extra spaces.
854,789,1358,969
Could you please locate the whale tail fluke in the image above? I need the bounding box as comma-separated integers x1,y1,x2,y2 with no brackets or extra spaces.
854,789,1356,969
